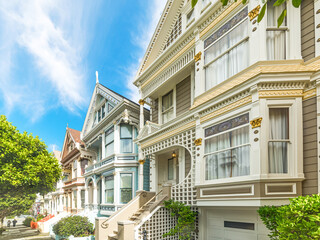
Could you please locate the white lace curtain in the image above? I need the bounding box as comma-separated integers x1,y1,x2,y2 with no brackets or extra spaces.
120,124,132,153
205,20,248,90
267,2,286,60
205,126,250,180
268,108,289,173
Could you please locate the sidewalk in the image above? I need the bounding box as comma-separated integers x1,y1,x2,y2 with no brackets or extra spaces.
0,224,51,240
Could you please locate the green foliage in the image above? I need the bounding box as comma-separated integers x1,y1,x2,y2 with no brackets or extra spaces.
163,199,197,240
258,194,320,240
23,217,35,227
53,216,94,238
192,0,301,28
0,227,5,235
0,115,61,220
36,214,45,221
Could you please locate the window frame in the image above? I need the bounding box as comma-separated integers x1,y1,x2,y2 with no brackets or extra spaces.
120,124,133,153
119,173,133,204
105,175,114,204
105,127,114,157
160,89,176,124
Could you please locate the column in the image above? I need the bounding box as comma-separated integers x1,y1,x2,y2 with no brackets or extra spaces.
138,160,145,191
68,192,71,212
139,99,145,129
77,188,81,212
102,131,106,158
93,186,98,207
114,123,120,155
114,172,119,207
59,195,63,212
101,176,106,204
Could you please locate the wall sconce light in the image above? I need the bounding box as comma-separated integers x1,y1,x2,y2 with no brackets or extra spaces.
172,151,177,158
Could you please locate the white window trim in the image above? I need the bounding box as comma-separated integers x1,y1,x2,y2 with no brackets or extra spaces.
159,87,176,124
118,171,135,204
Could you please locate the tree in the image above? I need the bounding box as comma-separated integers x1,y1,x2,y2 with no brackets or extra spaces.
0,115,61,223
192,0,302,27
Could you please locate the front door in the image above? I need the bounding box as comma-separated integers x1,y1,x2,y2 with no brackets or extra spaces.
157,153,178,192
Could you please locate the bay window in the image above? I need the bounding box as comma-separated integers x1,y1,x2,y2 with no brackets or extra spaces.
105,175,114,203
105,127,114,157
266,1,287,60
120,124,133,153
204,113,250,180
204,7,248,90
268,108,289,174
120,173,133,203
162,90,174,123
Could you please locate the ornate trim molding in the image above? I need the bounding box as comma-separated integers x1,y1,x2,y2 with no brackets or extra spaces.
248,5,261,21
258,90,303,98
303,88,316,100
138,99,145,105
138,159,146,165
194,138,202,146
194,52,202,62
250,117,262,129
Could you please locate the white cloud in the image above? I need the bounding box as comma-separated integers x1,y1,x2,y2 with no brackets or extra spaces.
125,0,167,102
48,144,60,152
0,0,91,121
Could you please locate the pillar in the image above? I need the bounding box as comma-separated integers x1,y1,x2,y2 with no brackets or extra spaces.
102,131,106,158
138,159,145,191
101,176,106,204
139,99,145,130
77,188,81,212
93,186,98,205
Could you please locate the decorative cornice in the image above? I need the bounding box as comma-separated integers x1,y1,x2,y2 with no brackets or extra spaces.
258,90,303,98
248,5,261,21
250,117,262,129
303,88,316,100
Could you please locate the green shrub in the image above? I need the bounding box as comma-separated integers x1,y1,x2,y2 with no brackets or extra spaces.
163,199,197,240
36,214,45,221
23,217,35,227
258,194,320,240
0,227,6,235
53,216,94,237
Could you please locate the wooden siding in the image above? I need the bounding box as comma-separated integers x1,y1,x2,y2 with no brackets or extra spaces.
152,98,158,124
303,97,318,195
185,149,191,177
301,0,315,61
176,76,191,116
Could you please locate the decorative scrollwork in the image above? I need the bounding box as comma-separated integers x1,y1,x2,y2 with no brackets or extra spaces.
194,138,202,146
194,52,202,62
248,5,261,21
250,117,262,129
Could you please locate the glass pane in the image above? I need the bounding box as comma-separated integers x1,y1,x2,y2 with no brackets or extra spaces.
121,189,132,203
267,31,286,60
98,109,101,122
268,142,288,173
105,142,114,156
106,190,114,203
120,139,132,153
162,91,173,112
105,128,114,144
162,108,174,123
105,178,114,189
102,104,105,118
120,174,132,188
168,158,174,180
120,124,132,138
269,108,289,139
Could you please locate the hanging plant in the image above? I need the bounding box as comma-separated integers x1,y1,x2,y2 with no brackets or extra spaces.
163,199,197,240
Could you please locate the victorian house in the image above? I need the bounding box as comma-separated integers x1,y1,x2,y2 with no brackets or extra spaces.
81,74,149,220
95,0,320,239
59,127,93,214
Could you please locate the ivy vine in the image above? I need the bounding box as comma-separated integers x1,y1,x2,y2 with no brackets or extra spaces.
163,199,197,240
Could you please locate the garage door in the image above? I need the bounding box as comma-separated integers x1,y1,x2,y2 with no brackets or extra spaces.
206,209,269,240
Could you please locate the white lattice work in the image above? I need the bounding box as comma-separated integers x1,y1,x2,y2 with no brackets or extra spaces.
142,129,197,206
137,207,199,240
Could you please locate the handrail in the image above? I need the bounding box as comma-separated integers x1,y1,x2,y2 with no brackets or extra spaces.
136,190,163,214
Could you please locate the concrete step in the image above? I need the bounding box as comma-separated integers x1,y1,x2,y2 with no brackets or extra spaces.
108,233,118,240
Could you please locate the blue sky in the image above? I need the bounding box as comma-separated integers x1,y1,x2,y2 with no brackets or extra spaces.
0,0,166,152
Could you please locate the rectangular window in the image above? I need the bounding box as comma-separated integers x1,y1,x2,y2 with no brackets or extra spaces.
224,221,255,230
162,90,174,124
120,173,132,203
105,127,114,157
204,8,248,90
168,158,174,180
204,113,250,180
120,124,133,153
101,104,105,118
268,108,289,174
81,190,85,209
266,1,287,60
73,191,77,209
105,176,114,204
98,109,101,122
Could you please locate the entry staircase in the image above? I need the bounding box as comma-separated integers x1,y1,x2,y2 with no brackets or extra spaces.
96,189,169,240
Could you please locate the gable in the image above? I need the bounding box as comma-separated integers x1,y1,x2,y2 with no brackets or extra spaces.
61,131,74,160
137,0,184,76
82,84,123,136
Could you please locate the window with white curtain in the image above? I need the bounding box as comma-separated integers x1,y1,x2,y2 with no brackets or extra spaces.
120,124,133,153
120,173,133,203
204,113,250,180
162,90,174,123
105,127,114,157
266,1,287,60
268,108,289,174
204,7,249,91
105,175,114,203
